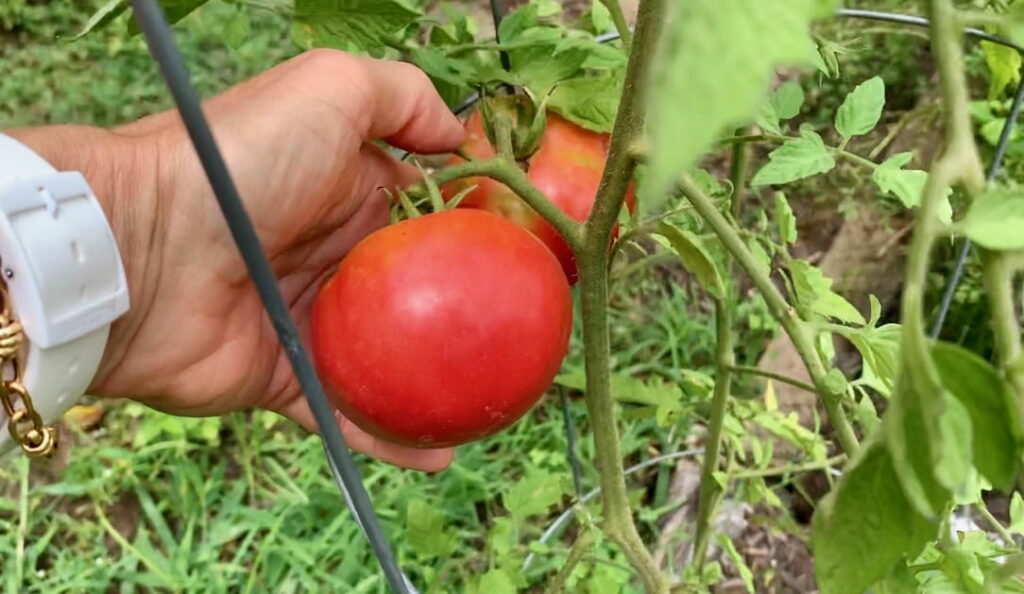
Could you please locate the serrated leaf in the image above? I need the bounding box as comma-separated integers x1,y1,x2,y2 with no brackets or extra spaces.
845,324,901,397
960,185,1024,251
656,222,725,298
647,0,824,206
774,191,798,244
548,71,624,133
73,0,127,39
755,102,783,136
789,260,865,325
503,471,565,519
293,0,420,51
835,76,885,139
873,152,953,224
751,128,835,186
983,40,1022,99
869,295,882,327
812,440,936,594
932,341,1021,491
1009,493,1024,535
554,369,684,425
407,499,456,559
747,237,772,276
771,80,805,120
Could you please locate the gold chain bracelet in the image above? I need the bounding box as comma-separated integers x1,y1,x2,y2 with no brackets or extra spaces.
0,283,56,457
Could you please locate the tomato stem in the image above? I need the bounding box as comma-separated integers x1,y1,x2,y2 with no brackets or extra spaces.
692,296,734,567
598,0,634,48
425,158,583,250
574,1,670,592
983,252,1024,404
678,176,860,456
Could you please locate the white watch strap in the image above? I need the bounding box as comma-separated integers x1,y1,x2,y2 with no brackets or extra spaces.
0,133,129,456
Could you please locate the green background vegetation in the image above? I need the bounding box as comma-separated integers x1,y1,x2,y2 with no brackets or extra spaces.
0,0,1017,592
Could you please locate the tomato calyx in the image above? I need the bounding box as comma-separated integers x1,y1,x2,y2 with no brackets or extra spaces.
478,93,549,162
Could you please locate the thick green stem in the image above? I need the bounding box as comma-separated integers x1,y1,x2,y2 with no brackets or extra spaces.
903,0,986,375
692,298,734,567
544,528,596,594
425,159,582,249
599,0,633,48
678,177,859,455
983,252,1024,398
728,128,750,221
574,1,670,591
578,256,667,593
585,0,663,236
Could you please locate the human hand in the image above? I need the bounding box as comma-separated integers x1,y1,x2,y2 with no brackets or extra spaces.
10,50,465,471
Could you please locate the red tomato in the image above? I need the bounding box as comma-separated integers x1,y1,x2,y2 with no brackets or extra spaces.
312,209,573,448
442,111,635,284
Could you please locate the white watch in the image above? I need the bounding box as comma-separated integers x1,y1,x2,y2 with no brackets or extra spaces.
0,133,129,458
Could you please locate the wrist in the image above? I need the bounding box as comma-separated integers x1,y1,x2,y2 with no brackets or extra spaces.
4,125,161,397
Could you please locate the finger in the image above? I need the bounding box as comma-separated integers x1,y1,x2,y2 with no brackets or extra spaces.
358,143,422,191
316,52,464,154
271,397,454,473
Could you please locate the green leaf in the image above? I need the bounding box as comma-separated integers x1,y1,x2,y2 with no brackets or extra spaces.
548,71,624,133
590,0,615,34
747,237,772,276
959,186,1024,251
224,8,251,51
873,152,953,224
555,369,684,426
983,40,1022,99
647,0,824,204
292,0,420,51
1009,493,1024,535
835,76,885,139
503,471,565,520
751,128,835,186
407,499,456,559
73,0,127,39
513,43,590,96
884,359,956,517
474,569,517,594
127,0,211,34
755,102,783,136
789,260,865,325
771,80,805,120
656,222,726,298
932,342,1020,491
845,324,901,397
717,535,755,593
774,191,798,244
410,46,473,87
824,368,849,395
812,440,937,594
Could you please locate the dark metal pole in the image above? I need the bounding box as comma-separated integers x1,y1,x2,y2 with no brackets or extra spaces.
129,1,411,591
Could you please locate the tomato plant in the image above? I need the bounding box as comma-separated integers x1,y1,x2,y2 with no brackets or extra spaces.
312,209,572,448
443,109,634,283
73,1,1024,593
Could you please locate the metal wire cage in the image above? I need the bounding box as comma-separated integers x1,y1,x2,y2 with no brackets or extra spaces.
127,2,1024,592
